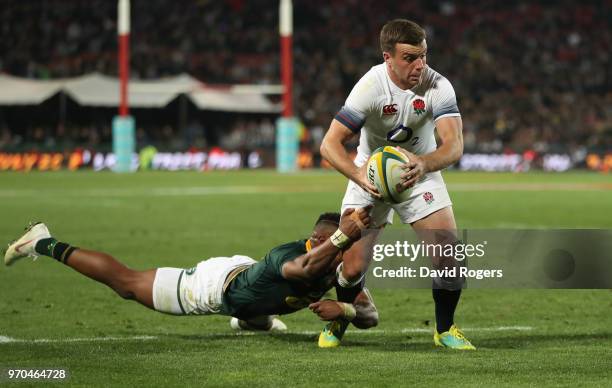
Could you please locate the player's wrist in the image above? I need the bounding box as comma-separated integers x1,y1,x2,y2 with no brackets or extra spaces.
330,229,351,248
349,172,364,187
419,155,432,173
348,164,365,184
339,302,357,321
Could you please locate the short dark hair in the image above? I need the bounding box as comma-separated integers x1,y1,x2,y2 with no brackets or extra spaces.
380,19,426,54
315,212,340,228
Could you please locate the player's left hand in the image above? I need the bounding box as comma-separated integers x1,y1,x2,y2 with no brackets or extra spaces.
395,147,427,192
309,300,345,321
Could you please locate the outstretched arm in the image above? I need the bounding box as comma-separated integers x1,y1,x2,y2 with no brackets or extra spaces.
281,207,371,282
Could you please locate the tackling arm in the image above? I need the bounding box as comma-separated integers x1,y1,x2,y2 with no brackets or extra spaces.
280,239,344,282
281,208,371,282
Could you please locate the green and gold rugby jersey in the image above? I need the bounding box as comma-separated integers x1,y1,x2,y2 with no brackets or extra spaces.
221,239,333,319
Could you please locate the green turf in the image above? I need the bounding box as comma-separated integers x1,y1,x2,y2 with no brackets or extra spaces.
1,170,611,387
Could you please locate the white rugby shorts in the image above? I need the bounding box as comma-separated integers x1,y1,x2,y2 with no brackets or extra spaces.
341,171,452,227
152,255,256,315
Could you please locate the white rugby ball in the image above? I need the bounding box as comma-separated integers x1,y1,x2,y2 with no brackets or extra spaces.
366,146,411,203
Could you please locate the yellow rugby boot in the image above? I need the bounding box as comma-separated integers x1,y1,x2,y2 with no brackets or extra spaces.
434,324,476,350
318,319,349,348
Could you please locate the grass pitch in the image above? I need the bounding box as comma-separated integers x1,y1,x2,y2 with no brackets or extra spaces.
0,170,611,386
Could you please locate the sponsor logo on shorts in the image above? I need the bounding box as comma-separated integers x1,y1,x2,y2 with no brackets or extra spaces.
185,267,196,275
423,191,434,205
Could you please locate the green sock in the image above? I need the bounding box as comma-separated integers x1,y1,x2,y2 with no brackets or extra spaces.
35,238,77,264
35,238,58,256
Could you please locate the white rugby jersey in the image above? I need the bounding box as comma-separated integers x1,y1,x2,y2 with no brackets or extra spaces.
335,64,461,167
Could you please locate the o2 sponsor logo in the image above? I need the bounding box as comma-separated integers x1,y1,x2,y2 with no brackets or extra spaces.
386,125,419,145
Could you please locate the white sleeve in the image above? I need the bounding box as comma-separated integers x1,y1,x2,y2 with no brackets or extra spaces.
335,72,378,133
430,77,461,121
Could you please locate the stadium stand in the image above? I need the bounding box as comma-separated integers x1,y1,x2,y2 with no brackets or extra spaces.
0,0,610,160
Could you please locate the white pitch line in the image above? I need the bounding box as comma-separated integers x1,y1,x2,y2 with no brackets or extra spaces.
289,326,534,336
0,186,271,198
0,181,609,198
0,326,533,344
0,335,157,344
448,183,612,192
0,186,339,198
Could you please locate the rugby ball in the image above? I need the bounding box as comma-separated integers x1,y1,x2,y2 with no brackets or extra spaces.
366,146,411,203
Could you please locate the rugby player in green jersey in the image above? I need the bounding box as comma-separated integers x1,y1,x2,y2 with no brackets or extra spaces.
4,207,378,334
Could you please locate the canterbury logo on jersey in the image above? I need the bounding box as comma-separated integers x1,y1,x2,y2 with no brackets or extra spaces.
382,104,398,115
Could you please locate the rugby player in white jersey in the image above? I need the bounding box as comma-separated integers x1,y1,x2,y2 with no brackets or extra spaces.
319,19,475,349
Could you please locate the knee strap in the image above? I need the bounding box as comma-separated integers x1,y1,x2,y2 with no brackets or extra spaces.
336,262,365,288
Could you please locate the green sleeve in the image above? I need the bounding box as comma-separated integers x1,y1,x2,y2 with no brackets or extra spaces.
266,240,307,277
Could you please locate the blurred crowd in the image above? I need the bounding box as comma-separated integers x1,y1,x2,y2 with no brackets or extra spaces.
1,0,611,154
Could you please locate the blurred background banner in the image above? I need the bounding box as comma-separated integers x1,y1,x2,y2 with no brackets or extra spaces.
0,1,609,172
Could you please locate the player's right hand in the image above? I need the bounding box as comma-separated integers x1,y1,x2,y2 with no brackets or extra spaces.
308,300,345,321
339,206,372,241
356,163,382,199
395,147,427,191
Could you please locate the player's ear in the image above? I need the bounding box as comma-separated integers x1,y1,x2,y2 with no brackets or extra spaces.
383,51,392,63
